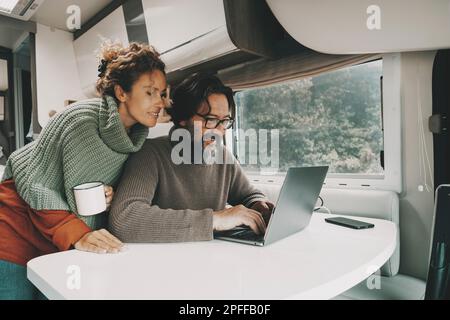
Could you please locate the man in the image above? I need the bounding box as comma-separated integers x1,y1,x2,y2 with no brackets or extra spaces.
109,74,274,242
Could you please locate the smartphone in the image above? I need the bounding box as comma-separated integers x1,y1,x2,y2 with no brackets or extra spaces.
325,216,375,229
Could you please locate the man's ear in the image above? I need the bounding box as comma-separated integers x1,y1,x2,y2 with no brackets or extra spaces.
114,85,128,103
179,120,187,126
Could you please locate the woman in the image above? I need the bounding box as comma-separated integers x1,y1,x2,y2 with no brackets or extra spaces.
0,42,170,299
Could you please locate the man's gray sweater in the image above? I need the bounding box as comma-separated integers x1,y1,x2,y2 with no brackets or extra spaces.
109,135,267,243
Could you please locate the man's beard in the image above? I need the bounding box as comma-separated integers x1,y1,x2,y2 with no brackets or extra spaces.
184,121,224,164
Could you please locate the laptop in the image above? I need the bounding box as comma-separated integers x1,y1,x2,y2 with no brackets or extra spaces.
214,166,329,246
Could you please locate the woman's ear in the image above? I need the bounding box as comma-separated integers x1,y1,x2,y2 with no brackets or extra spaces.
114,85,128,103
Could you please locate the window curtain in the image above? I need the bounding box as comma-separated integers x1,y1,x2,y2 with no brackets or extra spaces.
218,48,380,90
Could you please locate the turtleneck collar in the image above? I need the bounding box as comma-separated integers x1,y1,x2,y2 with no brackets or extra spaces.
98,95,149,154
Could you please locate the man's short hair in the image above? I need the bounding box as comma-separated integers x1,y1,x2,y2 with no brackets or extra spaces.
167,73,236,127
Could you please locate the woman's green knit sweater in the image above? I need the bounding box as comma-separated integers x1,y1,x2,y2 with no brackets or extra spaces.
2,95,148,229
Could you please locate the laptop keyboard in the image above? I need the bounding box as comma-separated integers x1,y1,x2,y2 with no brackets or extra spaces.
218,227,264,242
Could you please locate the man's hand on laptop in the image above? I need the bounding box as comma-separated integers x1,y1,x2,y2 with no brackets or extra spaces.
213,205,266,235
250,200,275,225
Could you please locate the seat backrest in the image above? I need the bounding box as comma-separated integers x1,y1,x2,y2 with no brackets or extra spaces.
254,183,400,277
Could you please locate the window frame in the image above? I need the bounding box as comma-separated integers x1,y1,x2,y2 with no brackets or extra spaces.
226,53,402,193
0,93,5,121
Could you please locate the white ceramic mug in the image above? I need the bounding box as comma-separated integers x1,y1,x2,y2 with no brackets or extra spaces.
73,182,107,216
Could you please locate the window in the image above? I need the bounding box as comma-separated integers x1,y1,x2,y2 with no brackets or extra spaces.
233,59,384,176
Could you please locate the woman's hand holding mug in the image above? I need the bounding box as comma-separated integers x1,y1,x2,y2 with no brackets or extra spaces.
104,185,114,209
72,183,122,254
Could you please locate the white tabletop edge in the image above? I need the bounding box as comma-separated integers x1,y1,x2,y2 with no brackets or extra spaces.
27,213,398,300
287,232,397,299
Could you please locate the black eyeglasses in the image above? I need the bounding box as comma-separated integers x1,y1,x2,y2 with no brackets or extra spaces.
195,113,235,129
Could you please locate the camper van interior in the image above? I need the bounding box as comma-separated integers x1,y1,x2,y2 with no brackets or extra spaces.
0,0,449,301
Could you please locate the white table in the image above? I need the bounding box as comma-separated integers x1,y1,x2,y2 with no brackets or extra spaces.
27,212,396,300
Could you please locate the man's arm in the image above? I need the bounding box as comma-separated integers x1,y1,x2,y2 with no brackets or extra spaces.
108,143,214,243
226,151,274,224
227,153,269,208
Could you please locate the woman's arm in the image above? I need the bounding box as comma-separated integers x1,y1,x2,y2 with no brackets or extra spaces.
29,208,92,251
27,118,123,253
109,143,214,243
29,206,123,254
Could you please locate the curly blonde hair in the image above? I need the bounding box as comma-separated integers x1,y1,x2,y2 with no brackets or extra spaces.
96,42,166,98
